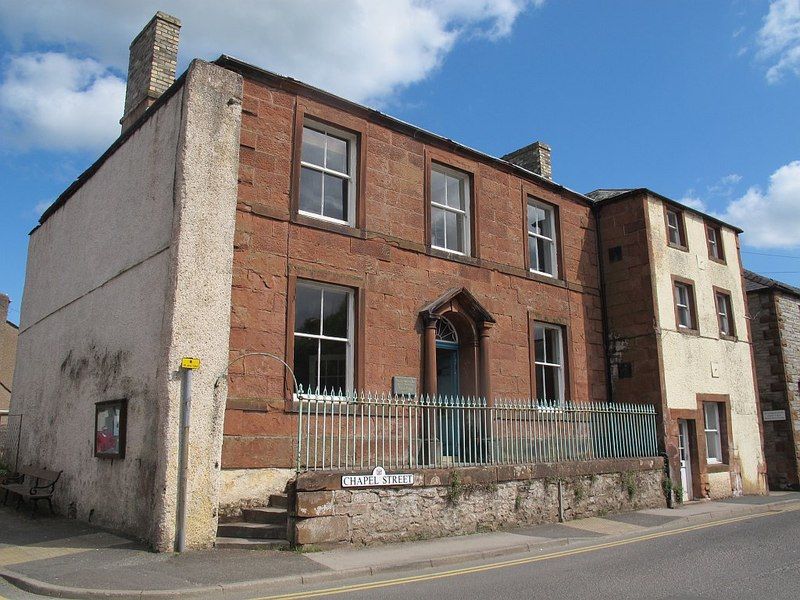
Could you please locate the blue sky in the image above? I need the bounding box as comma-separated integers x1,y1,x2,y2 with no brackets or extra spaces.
1,0,799,326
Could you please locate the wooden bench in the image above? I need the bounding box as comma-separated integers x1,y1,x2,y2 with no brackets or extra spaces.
1,466,62,515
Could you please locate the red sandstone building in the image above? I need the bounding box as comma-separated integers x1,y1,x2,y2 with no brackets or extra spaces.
7,13,765,551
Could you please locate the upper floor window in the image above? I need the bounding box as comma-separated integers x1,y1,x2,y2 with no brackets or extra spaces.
533,323,565,403
665,207,687,249
293,281,354,394
527,199,558,278
715,291,735,337
706,224,725,262
703,402,724,464
673,280,697,330
299,121,357,226
430,164,471,255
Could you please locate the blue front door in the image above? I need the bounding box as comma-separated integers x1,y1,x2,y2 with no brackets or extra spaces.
436,342,461,458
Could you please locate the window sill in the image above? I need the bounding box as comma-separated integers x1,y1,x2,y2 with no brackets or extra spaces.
667,243,689,253
675,326,700,337
428,246,479,266
527,270,565,287
706,462,729,474
719,334,737,342
708,256,727,266
292,211,365,239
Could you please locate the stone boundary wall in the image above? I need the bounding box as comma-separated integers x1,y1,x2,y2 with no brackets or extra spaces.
294,458,666,546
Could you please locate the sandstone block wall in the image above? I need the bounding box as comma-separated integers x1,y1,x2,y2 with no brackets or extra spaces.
293,458,666,546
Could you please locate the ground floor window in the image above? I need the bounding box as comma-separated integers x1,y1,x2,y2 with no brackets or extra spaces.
703,402,723,464
534,323,565,403
293,280,354,394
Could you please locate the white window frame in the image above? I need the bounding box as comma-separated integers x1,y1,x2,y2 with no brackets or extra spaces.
299,120,358,227
534,323,565,404
674,282,694,329
716,292,733,337
703,402,723,464
430,163,471,256
293,280,355,398
527,198,558,278
666,209,683,247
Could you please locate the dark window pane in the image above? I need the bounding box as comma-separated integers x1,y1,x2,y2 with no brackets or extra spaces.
537,237,552,273
320,339,347,392
323,173,347,221
538,207,553,238
295,284,322,335
544,365,560,402
534,326,545,362
432,207,445,247
326,134,348,174
302,127,325,167
445,210,460,251
529,235,539,271
446,174,463,209
536,365,545,401
293,336,319,392
431,169,446,206
300,167,323,214
322,289,348,338
545,328,561,365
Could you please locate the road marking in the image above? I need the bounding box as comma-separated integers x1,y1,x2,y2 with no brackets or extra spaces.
259,503,800,599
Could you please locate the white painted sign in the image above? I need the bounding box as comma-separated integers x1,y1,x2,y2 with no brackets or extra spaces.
763,410,787,422
342,466,414,488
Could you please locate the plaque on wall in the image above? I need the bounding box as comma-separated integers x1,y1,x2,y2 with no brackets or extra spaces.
392,376,417,397
763,410,787,422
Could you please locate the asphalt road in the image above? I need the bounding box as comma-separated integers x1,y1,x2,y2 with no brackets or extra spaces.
268,507,800,600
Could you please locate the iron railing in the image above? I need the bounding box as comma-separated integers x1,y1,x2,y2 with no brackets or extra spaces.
295,390,658,472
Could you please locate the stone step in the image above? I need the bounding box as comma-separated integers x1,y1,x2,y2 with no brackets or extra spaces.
216,522,286,540
242,506,288,525
269,494,290,509
215,537,289,550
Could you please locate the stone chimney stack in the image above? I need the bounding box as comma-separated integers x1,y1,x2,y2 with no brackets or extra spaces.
502,141,552,180
0,294,9,323
121,12,181,133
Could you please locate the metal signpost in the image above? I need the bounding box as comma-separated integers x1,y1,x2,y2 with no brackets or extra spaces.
175,357,200,552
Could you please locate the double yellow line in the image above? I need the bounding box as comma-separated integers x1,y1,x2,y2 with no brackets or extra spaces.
260,502,800,599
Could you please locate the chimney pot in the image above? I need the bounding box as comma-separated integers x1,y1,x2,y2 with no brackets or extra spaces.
502,141,552,180
121,12,181,133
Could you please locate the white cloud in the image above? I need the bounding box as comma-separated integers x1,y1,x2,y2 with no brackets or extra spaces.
679,195,707,212
716,161,800,247
0,1,541,151
757,0,800,83
33,200,50,215
0,52,125,151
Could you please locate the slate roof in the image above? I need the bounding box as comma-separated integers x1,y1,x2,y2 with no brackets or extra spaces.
585,189,633,202
743,270,800,298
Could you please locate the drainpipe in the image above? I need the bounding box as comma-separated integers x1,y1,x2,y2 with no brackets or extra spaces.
175,363,193,552
591,203,614,403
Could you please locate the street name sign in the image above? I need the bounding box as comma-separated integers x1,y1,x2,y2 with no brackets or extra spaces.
342,466,414,488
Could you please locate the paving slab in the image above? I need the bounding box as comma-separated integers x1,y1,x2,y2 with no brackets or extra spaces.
512,523,601,539
561,516,646,535
603,511,679,528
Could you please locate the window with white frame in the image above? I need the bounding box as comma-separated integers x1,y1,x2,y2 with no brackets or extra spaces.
674,281,695,330
299,121,357,225
527,199,558,277
534,324,565,403
703,402,724,464
707,225,724,261
293,281,354,394
430,164,470,255
666,208,685,247
716,291,734,337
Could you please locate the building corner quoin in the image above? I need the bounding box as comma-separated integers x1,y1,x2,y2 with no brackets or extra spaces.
150,59,243,551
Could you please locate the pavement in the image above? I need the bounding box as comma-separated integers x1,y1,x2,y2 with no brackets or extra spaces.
0,491,798,599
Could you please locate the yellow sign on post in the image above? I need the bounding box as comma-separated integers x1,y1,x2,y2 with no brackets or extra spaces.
181,357,201,370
